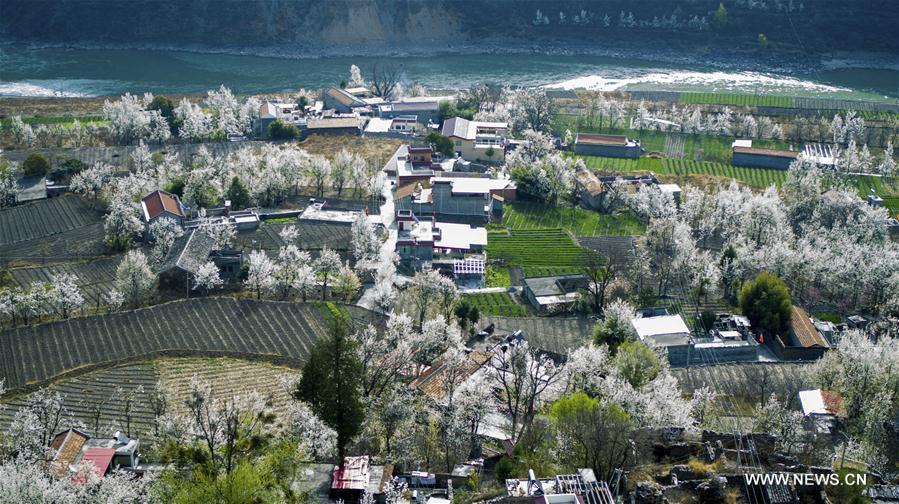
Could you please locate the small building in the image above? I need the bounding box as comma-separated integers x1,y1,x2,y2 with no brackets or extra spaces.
323,87,369,114
330,455,392,504
303,117,362,138
141,189,186,237
257,101,304,136
799,389,847,434
732,140,799,170
411,349,493,403
15,175,48,203
378,100,441,124
441,117,507,162
523,274,589,314
390,115,423,135
631,314,693,364
658,183,682,204
49,428,91,478
574,168,605,210
801,143,836,168
395,176,516,223
363,117,393,136
158,229,217,294
573,133,641,158
770,306,830,361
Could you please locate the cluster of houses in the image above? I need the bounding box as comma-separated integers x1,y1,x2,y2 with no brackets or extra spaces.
46,428,144,481
627,304,862,367
256,86,448,143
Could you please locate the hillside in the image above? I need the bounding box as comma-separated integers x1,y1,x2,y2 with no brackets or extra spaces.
1,0,897,59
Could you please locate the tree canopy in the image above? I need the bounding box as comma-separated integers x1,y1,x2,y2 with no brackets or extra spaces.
739,271,792,335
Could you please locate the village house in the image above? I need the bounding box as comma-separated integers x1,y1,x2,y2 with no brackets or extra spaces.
384,144,447,185
522,274,589,313
731,139,800,170
378,100,441,125
768,305,831,361
323,87,369,114
798,388,847,434
441,117,508,162
48,429,142,480
410,349,493,404
257,100,305,136
394,209,487,268
302,117,363,138
632,311,758,366
395,175,516,224
158,228,242,294
330,455,392,504
141,189,186,237
573,133,642,158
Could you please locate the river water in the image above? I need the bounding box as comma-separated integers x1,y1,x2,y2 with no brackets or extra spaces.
1,45,896,101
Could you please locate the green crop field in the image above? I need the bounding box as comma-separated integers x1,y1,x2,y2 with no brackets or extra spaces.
501,201,645,236
464,292,529,317
679,92,793,108
487,229,588,276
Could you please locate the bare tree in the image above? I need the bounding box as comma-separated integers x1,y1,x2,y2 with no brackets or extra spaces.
582,250,616,314
369,61,403,99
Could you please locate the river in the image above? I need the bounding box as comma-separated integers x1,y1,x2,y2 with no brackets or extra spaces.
1,45,896,101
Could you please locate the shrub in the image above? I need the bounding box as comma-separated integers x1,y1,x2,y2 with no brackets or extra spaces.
739,272,792,335
268,119,299,140
22,152,50,177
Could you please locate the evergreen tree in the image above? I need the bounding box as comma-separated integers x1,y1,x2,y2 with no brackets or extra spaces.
226,176,251,210
295,313,364,459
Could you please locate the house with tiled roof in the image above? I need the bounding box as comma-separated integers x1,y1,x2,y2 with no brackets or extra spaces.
323,87,368,114
410,349,493,404
574,133,642,158
732,139,800,169
157,228,240,294
141,190,186,239
49,428,91,478
769,305,831,361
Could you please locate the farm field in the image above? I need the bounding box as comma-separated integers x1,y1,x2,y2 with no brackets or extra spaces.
487,229,587,277
571,153,790,188
236,220,354,257
9,255,121,302
464,292,528,317
501,201,645,237
0,357,296,440
0,195,102,247
679,92,792,108
0,297,383,392
0,222,108,266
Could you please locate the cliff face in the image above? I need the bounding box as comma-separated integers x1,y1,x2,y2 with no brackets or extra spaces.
1,0,896,56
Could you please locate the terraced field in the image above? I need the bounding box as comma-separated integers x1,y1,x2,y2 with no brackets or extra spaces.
10,256,121,301
236,221,354,256
0,223,107,266
0,297,383,393
679,92,792,108
501,201,645,237
673,363,813,405
0,195,101,247
487,229,588,277
464,292,529,317
0,357,296,439
572,154,789,188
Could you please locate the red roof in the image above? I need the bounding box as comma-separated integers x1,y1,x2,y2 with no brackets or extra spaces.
141,190,184,220
80,448,116,478
331,455,370,491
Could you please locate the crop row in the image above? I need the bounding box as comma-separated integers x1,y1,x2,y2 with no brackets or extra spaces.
501,201,644,237
11,256,120,300
0,297,382,392
0,195,101,247
679,92,792,108
487,229,587,270
480,315,592,356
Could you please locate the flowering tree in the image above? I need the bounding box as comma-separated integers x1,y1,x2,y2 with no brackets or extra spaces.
174,97,212,140
193,261,223,295
348,64,365,87
351,211,381,262
149,216,185,263
286,399,337,460
0,167,19,208
307,155,331,198
70,162,114,201
507,88,556,133
47,273,84,319
333,263,362,302
272,244,311,300
198,217,236,249
114,250,156,308
315,248,342,300
103,197,144,249
245,250,275,299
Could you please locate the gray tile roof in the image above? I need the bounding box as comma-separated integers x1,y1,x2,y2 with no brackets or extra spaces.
158,229,215,275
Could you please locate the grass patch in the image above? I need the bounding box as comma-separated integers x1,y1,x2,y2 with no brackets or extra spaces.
812,312,842,324
264,216,297,224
